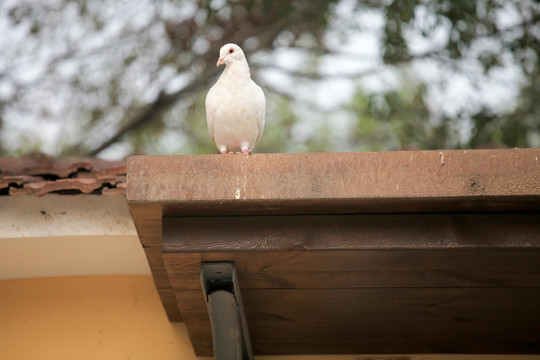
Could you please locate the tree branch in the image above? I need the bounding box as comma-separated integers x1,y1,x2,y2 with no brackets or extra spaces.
255,63,385,80
83,66,219,156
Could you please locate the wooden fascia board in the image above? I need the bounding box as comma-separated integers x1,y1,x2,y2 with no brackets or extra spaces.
127,149,540,215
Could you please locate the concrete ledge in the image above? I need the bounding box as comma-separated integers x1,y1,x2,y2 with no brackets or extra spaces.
0,195,147,280
0,195,136,238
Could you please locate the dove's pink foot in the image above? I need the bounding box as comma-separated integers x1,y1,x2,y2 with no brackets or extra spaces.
242,149,251,155
221,150,227,155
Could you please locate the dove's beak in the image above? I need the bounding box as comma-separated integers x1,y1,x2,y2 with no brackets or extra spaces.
217,57,225,67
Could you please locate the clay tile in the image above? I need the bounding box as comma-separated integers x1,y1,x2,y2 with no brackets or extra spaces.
0,175,44,190
1,153,127,196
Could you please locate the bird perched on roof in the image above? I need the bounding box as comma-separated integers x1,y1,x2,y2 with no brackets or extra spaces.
205,43,266,155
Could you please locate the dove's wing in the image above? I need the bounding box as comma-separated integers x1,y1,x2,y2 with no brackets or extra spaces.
253,83,266,146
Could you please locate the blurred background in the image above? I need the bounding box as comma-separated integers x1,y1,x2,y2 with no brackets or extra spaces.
0,0,539,159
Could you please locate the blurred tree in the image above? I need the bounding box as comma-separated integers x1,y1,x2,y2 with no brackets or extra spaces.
0,0,538,157
366,0,540,150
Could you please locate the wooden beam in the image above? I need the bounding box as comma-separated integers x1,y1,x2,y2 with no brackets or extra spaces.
162,249,540,290
127,149,540,216
162,212,540,289
173,288,540,355
162,213,540,252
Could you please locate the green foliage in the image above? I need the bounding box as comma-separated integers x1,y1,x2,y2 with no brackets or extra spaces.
180,92,218,154
382,0,413,64
351,81,437,151
255,97,297,153
364,0,540,149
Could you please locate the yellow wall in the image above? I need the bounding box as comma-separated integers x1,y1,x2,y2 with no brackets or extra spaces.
0,275,205,360
2,275,539,360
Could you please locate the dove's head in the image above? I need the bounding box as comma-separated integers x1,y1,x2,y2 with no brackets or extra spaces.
216,43,246,67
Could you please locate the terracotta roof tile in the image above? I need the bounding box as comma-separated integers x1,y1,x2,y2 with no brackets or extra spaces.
0,153,126,196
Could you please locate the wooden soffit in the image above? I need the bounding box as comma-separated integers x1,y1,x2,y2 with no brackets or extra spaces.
127,149,540,355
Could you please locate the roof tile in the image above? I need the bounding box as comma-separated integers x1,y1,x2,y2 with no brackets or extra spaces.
0,153,126,196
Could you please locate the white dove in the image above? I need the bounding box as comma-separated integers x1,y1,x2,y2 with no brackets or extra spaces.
205,43,266,154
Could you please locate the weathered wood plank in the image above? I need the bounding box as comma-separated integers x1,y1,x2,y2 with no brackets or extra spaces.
127,150,540,216
175,288,540,356
162,213,540,289
142,246,171,289
162,213,540,252
163,250,540,290
128,203,162,247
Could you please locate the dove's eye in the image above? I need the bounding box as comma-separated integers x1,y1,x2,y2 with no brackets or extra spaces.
229,48,234,54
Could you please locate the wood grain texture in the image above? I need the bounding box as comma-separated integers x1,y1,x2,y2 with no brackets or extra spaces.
162,213,540,252
156,288,182,322
174,288,540,356
162,249,540,290
128,203,162,247
127,150,540,216
161,212,540,355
